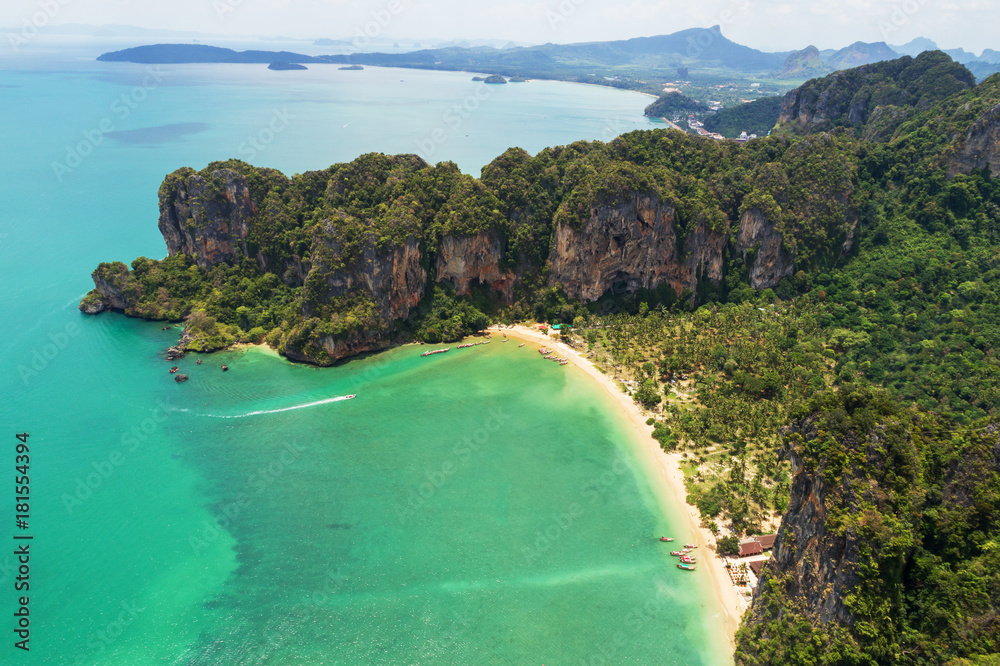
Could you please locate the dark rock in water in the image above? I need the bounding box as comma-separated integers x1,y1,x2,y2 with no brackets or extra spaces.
472,76,486,81
268,61,308,71
221,365,229,371
483,75,507,84
508,75,527,82
174,374,189,383
196,359,202,365
166,346,185,360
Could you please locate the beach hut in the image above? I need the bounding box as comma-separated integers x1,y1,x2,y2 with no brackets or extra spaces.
754,534,777,551
738,541,764,558
748,560,766,578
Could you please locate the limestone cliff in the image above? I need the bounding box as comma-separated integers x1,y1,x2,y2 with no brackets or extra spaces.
549,193,724,302
86,262,134,313
946,102,1000,176
734,208,794,290
157,167,255,269
303,227,426,324
435,232,516,302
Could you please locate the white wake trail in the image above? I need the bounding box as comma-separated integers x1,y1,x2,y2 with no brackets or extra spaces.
200,395,354,419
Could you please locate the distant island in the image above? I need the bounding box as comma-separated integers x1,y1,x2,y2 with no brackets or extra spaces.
268,62,307,71
338,65,363,71
483,75,507,84
508,75,527,82
471,76,486,81
97,44,319,64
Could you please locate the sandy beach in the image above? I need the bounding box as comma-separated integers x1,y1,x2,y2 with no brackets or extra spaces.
494,324,744,647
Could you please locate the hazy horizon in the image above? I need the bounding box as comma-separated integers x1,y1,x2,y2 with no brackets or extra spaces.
1,0,996,55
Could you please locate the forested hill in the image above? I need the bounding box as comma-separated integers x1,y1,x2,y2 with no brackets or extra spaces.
775,50,976,140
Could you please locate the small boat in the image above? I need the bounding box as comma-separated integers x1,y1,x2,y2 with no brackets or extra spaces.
685,544,697,549
169,366,179,374
420,348,451,357
345,394,356,399
670,550,684,556
221,365,229,371
659,537,675,542
681,555,697,564
538,347,548,355
677,563,697,571
457,343,475,349
518,343,525,347
502,338,509,342
559,360,568,366
681,548,692,554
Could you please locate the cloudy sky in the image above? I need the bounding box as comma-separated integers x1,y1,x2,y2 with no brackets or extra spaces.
2,0,995,53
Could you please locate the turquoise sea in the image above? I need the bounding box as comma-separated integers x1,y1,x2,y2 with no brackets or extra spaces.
1,38,731,664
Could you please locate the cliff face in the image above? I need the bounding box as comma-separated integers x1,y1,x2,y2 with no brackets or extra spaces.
158,168,254,269
304,228,427,323
735,208,795,290
549,194,725,302
89,262,133,312
756,425,859,625
947,102,1000,176
435,232,516,303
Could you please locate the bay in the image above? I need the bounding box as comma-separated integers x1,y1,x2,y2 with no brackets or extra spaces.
0,41,730,664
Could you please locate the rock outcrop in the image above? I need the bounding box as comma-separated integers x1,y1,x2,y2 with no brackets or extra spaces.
304,228,427,323
435,232,516,302
549,194,723,302
775,51,975,138
734,208,794,290
946,102,1000,176
84,262,133,312
157,168,254,269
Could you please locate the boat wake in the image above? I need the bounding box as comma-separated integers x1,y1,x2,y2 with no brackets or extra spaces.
193,395,355,419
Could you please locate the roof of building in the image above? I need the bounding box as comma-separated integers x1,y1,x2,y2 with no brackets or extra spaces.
749,560,766,577
755,534,778,550
738,541,764,557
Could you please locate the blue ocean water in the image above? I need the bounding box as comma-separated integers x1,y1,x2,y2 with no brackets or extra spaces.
0,37,731,665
